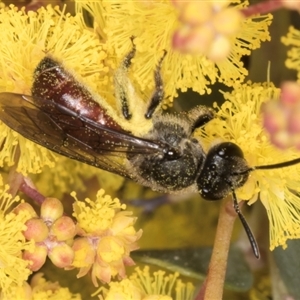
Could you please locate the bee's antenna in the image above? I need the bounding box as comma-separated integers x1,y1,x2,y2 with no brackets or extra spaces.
235,157,300,176
231,187,260,259
254,157,300,171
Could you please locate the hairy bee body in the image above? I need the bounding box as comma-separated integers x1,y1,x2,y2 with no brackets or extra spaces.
0,48,263,257
0,47,249,199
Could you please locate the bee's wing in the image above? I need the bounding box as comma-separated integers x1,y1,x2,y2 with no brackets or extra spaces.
0,92,163,178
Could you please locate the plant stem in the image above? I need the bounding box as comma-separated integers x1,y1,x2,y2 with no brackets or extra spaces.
19,177,45,205
195,195,237,300
241,0,284,18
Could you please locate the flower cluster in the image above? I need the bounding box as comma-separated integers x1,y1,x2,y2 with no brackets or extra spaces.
15,198,77,271
0,4,110,176
14,189,141,287
76,0,272,106
172,0,243,61
71,190,142,286
200,82,300,249
29,273,81,300
263,81,300,149
3,273,81,300
1,0,300,298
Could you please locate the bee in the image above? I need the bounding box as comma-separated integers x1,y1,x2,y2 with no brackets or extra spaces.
1,43,300,259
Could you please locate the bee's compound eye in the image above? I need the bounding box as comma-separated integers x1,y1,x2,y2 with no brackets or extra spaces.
216,142,244,159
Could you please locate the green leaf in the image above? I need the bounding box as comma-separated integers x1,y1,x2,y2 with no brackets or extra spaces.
273,239,300,298
133,246,253,292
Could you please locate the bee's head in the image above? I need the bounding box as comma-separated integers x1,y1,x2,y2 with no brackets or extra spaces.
197,142,250,200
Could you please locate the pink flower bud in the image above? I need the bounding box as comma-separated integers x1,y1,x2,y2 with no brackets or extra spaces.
173,26,214,54
262,102,286,134
23,244,47,271
270,130,291,149
48,243,74,268
208,35,231,62
23,218,49,242
180,2,212,25
171,0,186,9
288,110,300,133
281,0,300,11
213,8,242,35
51,216,77,241
41,198,63,221
280,81,300,105
13,203,37,218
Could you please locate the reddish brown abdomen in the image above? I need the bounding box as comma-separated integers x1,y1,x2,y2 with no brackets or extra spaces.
31,56,122,131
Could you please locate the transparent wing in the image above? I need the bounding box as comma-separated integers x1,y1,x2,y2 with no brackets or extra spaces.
0,92,163,178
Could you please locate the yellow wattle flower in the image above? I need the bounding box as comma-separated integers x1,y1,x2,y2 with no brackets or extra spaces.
30,273,82,300
71,190,142,285
0,178,34,298
0,4,109,175
201,82,300,250
76,0,272,108
282,26,300,80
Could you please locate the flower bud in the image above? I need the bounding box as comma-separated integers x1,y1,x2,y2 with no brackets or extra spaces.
23,218,49,242
281,81,300,105
13,203,37,218
23,244,47,271
289,110,300,133
282,0,300,11
51,216,77,241
49,243,74,268
263,103,285,134
180,2,212,25
213,8,242,35
208,35,230,62
271,130,290,149
41,198,63,221
173,26,214,54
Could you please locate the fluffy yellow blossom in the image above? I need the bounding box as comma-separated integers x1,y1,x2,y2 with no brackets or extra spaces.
33,157,125,202
0,179,34,298
98,267,195,300
200,82,300,250
1,272,81,300
30,273,81,300
71,190,142,286
76,0,272,107
0,4,109,175
282,26,300,80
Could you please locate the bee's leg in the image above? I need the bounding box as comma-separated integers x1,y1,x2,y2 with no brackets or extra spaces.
187,105,215,133
145,50,167,119
114,37,136,120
